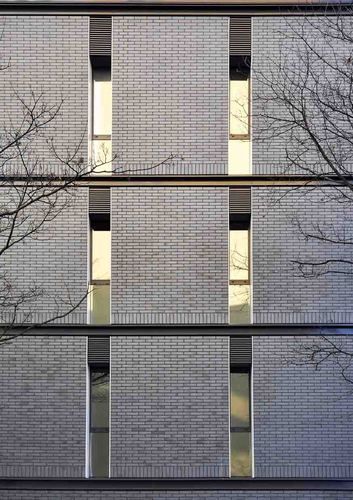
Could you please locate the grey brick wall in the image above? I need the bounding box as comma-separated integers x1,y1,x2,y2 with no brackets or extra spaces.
110,336,229,478
0,335,86,478
252,187,353,323
0,490,350,500
252,16,353,176
253,335,353,478
112,16,228,175
111,187,229,324
0,15,88,175
0,188,88,324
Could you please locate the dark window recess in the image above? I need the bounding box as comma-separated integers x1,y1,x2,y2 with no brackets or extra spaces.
89,367,110,478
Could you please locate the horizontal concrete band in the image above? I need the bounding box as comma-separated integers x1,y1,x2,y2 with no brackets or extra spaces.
1,479,353,491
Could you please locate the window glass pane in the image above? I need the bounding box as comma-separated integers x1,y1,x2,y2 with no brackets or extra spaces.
228,139,250,175
229,284,250,324
231,372,250,428
90,371,109,428
93,69,112,136
90,431,109,477
92,230,111,280
89,283,110,325
91,140,112,173
230,78,249,136
230,230,249,281
231,432,252,477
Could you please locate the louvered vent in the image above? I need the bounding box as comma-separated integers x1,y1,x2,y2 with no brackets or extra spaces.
230,337,252,366
230,17,251,56
89,188,111,214
229,188,251,214
90,17,112,57
88,337,110,365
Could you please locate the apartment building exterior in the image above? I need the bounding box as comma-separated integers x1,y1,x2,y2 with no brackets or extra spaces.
0,0,353,498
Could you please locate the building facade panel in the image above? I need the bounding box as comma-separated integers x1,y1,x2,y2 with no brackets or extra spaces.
252,187,353,323
112,16,229,175
111,187,229,324
0,335,87,478
0,188,88,324
253,335,353,478
110,336,229,478
0,15,89,175
252,16,353,176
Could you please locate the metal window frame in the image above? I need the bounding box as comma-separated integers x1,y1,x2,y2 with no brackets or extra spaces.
230,366,252,478
89,366,110,478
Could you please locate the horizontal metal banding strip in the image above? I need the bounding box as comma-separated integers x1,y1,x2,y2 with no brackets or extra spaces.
0,478,353,491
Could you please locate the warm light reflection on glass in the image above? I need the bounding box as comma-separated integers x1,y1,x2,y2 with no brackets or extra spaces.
230,78,249,136
230,230,249,282
229,284,250,324
93,70,112,136
228,139,250,175
231,372,250,428
91,230,111,280
91,140,112,174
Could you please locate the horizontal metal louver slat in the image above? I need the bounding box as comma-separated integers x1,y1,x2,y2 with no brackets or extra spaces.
89,188,111,214
230,336,252,366
229,188,251,214
229,17,251,56
90,17,112,56
88,337,110,365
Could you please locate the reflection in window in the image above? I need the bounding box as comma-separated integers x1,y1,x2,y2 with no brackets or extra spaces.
91,66,112,174
230,370,252,477
229,57,251,175
89,368,110,477
89,218,111,325
229,228,250,324
93,69,112,137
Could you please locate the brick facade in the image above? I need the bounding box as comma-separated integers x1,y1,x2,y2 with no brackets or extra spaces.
0,336,86,478
110,336,229,478
0,188,88,324
112,16,228,175
0,15,88,176
252,187,353,323
111,187,229,324
253,335,353,478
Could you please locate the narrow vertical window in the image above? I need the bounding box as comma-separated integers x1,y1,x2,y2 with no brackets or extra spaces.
229,188,251,324
91,67,112,172
229,17,252,175
230,368,252,476
229,226,250,324
89,17,112,174
89,367,110,477
89,217,111,324
230,337,252,478
229,59,251,175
